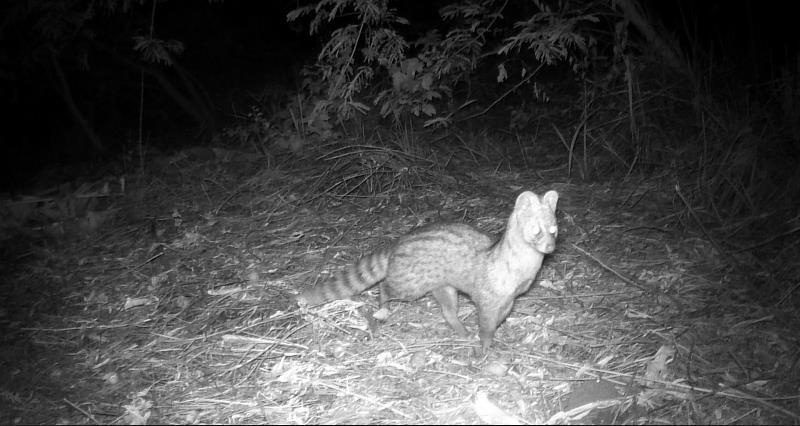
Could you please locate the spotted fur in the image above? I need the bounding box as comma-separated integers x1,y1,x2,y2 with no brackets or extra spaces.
298,190,559,353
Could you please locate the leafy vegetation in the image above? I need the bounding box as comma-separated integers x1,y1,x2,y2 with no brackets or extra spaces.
2,1,799,424
276,0,798,231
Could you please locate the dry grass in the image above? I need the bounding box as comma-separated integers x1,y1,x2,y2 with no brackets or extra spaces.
0,146,798,425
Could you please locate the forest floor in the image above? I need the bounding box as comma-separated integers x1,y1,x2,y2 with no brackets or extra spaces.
1,145,798,424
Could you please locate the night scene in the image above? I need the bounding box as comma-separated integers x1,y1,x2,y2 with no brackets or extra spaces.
0,0,798,424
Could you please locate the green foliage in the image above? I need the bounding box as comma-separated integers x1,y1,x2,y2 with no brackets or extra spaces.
498,1,598,70
374,57,445,122
133,36,184,66
288,0,409,121
288,0,596,130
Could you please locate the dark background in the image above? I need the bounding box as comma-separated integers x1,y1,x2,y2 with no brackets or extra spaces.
1,0,797,191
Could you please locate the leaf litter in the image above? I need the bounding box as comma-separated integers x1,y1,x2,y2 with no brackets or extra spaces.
0,148,798,424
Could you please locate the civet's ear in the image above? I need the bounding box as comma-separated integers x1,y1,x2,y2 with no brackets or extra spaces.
541,190,559,212
514,191,538,210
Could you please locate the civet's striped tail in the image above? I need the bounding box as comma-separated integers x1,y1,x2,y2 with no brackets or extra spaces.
299,247,391,305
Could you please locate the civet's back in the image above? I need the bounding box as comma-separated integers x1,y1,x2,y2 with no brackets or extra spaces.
299,190,559,353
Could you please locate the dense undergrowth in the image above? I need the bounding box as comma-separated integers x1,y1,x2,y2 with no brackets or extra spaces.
1,1,799,424
218,0,800,299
